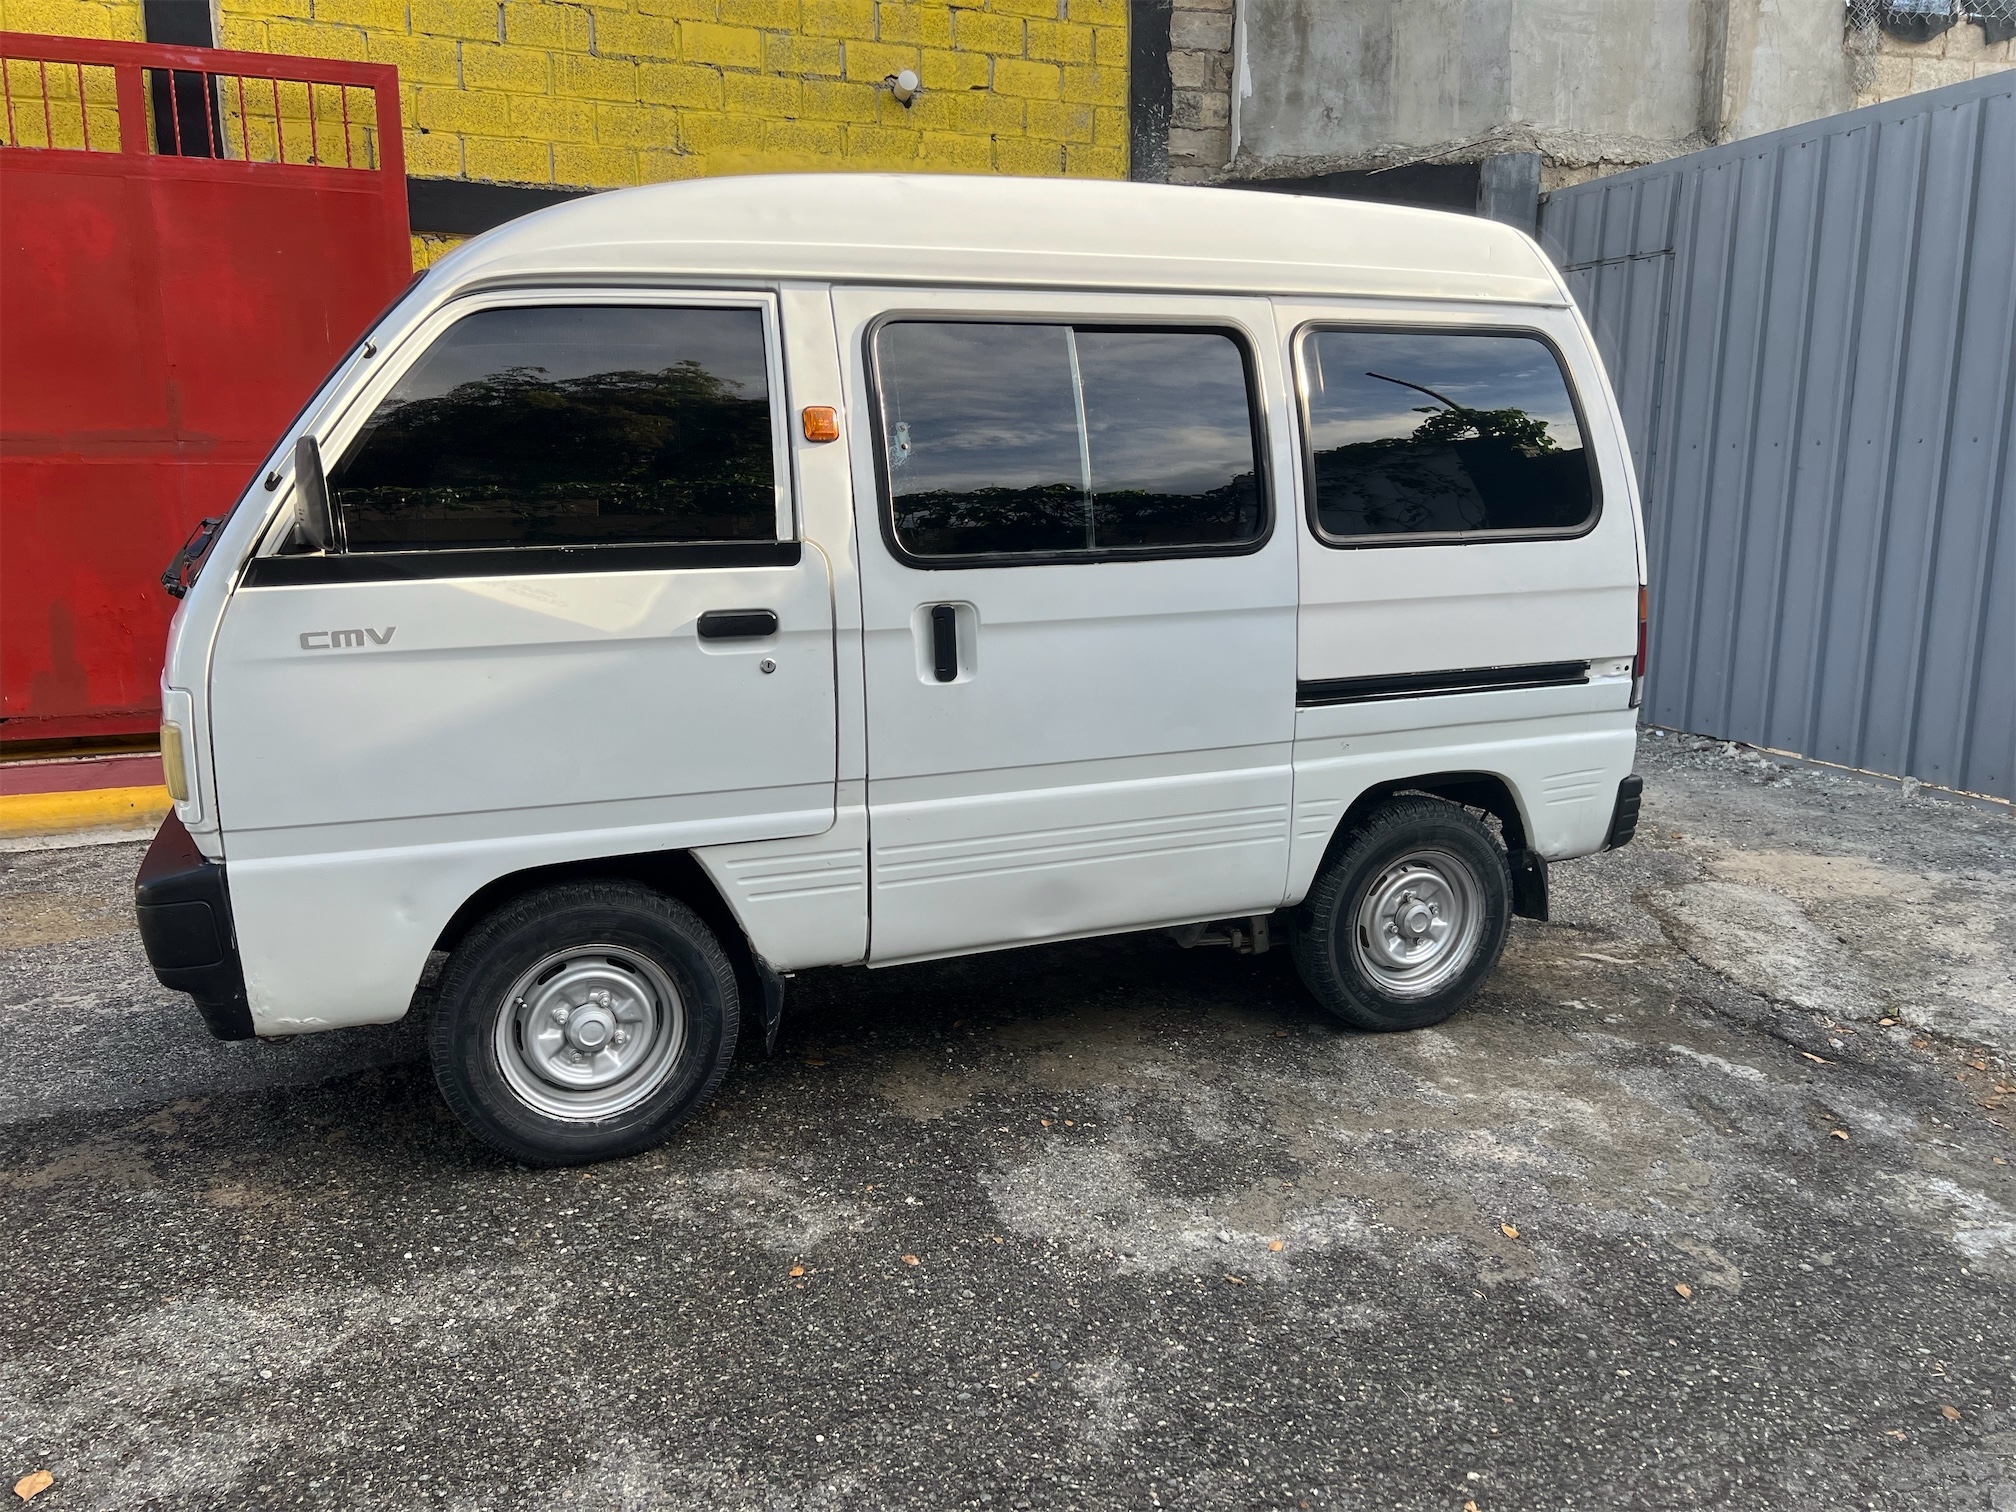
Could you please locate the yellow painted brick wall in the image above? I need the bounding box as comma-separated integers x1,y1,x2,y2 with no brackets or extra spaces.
0,0,143,42
0,1,138,149
412,229,466,265
213,0,1128,189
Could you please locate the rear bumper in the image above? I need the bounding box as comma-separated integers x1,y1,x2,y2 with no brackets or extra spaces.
135,813,255,1041
1604,774,1644,851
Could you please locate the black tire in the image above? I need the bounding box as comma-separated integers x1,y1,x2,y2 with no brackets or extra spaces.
429,881,740,1166
1291,796,1511,1032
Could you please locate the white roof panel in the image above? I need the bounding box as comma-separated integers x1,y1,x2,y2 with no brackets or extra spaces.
433,173,1568,306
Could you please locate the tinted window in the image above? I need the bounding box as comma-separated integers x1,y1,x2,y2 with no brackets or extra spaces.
1301,331,1594,541
1078,332,1264,549
329,305,775,552
876,322,1262,560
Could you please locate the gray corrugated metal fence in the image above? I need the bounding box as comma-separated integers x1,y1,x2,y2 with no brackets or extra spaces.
1538,72,2016,800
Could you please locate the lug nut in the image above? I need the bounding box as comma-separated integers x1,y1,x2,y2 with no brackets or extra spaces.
551,1004,570,1024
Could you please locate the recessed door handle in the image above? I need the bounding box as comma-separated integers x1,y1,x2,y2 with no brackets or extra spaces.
930,604,958,682
697,609,778,640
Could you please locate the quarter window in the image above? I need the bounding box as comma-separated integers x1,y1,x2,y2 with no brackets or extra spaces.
875,321,1263,560
1300,330,1596,542
328,305,777,552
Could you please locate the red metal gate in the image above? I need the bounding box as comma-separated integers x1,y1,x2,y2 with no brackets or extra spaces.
1,33,410,744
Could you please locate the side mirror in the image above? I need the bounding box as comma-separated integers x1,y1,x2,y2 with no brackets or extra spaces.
294,435,334,552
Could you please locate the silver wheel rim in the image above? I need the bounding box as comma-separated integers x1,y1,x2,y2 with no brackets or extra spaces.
1348,847,1485,1001
492,945,687,1121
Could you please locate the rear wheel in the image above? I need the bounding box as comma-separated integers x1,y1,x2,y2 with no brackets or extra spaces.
1292,796,1511,1031
429,881,739,1166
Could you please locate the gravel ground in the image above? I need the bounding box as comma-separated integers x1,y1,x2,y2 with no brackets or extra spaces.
1,736,2012,1511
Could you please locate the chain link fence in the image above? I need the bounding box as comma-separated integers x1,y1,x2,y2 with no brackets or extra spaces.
1847,0,2016,42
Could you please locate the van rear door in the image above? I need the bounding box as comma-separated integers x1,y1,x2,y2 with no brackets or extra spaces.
207,292,837,1032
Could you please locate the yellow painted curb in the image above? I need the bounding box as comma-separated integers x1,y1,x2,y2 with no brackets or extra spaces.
0,785,173,838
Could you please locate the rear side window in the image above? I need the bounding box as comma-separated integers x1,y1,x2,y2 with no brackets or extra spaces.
1299,329,1597,544
329,305,776,552
874,321,1264,561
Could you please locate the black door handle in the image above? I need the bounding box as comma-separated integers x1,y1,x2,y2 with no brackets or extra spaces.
930,604,958,682
697,609,778,640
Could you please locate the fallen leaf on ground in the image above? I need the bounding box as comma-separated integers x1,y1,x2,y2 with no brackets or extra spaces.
1224,1274,1246,1285
789,1266,805,1278
1500,1224,1520,1240
1465,1502,1480,1512
1268,1240,1285,1252
1941,1405,1961,1421
1800,1052,1831,1065
1040,1119,1052,1127
1885,1429,1907,1441
14,1472,53,1503
1830,1129,1849,1140
900,1254,920,1266
1675,1283,1693,1300
1879,1017,1898,1026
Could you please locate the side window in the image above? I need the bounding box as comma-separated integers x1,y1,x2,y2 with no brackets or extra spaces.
1300,330,1597,543
328,305,776,552
874,321,1263,561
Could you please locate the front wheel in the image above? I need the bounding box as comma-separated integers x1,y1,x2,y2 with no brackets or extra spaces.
429,881,740,1166
1292,796,1511,1031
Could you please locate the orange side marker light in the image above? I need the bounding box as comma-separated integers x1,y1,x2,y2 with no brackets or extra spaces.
802,406,840,442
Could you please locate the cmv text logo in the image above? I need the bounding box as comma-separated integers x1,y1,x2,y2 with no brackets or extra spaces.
300,627,396,650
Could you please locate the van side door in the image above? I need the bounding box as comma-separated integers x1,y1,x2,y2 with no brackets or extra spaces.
207,292,838,1032
834,289,1299,963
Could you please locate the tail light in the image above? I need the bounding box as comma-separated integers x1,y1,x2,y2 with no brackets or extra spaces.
1630,585,1648,709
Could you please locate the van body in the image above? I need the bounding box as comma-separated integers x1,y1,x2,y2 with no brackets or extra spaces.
136,175,1644,1164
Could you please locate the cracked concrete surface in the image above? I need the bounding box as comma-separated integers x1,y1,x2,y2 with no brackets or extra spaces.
1,736,2012,1510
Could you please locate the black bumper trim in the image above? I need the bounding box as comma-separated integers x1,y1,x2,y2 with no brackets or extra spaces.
1605,773,1644,851
136,813,255,1041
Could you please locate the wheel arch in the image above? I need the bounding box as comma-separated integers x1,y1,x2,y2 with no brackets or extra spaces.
1306,770,1547,921
426,850,777,1048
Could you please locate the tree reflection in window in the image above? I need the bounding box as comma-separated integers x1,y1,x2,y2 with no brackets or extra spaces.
1303,331,1594,540
330,305,775,552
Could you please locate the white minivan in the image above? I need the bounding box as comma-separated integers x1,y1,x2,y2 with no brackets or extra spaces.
137,175,1645,1165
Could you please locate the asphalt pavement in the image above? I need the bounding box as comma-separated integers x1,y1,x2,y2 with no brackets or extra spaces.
2,737,2013,1511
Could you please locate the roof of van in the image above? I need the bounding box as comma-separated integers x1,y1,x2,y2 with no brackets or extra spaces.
431,174,1569,307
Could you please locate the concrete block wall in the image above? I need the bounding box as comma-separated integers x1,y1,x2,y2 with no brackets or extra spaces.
211,0,1130,189
1163,0,1228,183
0,2,133,148
5,0,1128,266
0,0,142,39
1855,18,2015,109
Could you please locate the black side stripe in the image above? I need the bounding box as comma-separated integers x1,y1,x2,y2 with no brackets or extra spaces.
1297,661,1590,707
243,539,802,587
